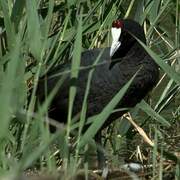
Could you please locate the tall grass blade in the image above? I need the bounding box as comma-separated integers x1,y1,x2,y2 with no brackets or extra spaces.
11,0,25,32
0,0,15,49
26,0,42,60
66,12,82,148
137,100,170,127
0,35,23,138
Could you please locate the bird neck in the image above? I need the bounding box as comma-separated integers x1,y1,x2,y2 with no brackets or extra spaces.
110,41,148,67
128,41,148,60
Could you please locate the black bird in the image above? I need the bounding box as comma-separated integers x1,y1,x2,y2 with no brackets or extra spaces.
36,19,159,166
37,19,159,125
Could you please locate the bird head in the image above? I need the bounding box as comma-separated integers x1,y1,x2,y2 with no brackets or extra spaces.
110,19,146,59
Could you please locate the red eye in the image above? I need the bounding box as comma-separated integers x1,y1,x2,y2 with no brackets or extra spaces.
112,20,123,28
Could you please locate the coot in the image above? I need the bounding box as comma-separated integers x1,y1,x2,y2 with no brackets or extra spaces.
36,19,159,168
37,19,159,129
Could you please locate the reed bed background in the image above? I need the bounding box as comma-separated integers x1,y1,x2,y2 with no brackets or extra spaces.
0,0,179,179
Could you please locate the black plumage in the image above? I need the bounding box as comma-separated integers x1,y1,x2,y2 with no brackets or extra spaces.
36,19,159,130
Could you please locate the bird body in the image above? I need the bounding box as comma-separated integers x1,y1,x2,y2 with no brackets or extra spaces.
37,19,159,129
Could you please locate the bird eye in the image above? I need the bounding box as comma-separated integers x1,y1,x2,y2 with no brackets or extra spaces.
112,20,123,28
